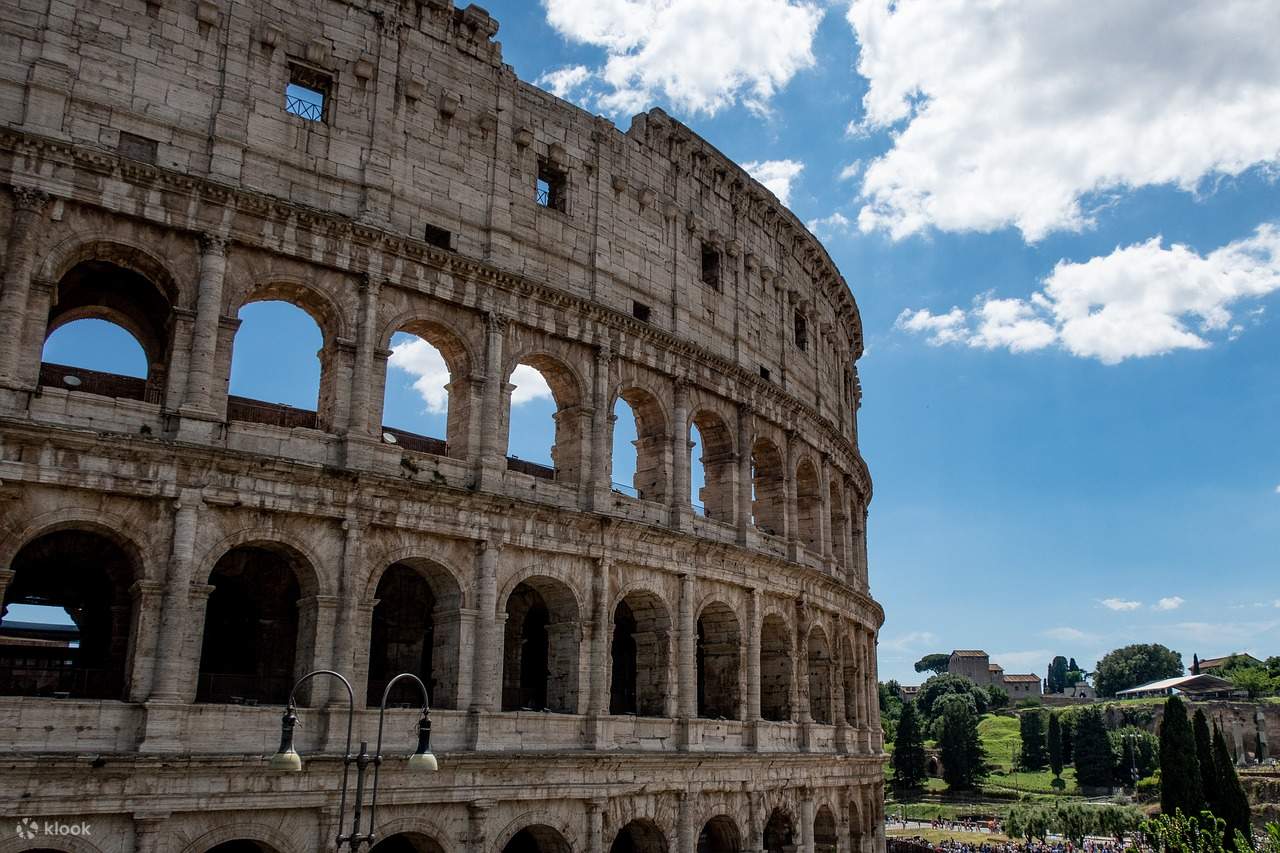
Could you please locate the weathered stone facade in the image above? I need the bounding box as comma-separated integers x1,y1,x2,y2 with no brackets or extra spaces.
0,2,884,853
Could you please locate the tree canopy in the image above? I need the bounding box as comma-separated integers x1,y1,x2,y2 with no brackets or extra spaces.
891,701,927,796
1073,706,1115,788
1095,643,1183,696
915,672,989,723
1047,656,1069,693
1020,710,1048,771
914,653,951,675
937,693,988,790
1160,695,1205,818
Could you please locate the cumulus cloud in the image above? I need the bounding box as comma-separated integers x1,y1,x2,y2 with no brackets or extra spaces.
1154,596,1186,612
846,0,1280,240
1100,598,1142,612
1042,627,1098,643
895,225,1280,363
742,159,805,206
536,64,591,99
807,211,853,240
542,0,824,116
391,338,553,411
838,161,863,182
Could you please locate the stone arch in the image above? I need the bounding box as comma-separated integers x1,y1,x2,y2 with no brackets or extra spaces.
195,528,327,599
611,382,671,503
688,408,735,523
369,821,450,853
760,613,793,722
36,233,182,303
504,350,587,483
179,822,303,853
609,587,673,717
697,816,741,853
501,575,581,713
0,835,106,853
841,635,860,728
496,821,575,853
795,456,821,555
814,806,837,853
377,311,479,458
696,600,741,720
235,277,346,346
610,820,667,853
0,507,156,582
763,808,796,853
807,625,834,724
366,557,466,709
750,434,786,537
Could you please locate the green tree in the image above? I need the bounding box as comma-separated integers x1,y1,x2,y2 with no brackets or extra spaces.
1195,709,1219,815
1095,805,1143,844
915,673,989,724
1161,696,1206,818
937,693,988,790
985,683,1010,711
1061,712,1074,764
1019,710,1048,770
1048,655,1069,693
891,701,927,796
1212,724,1252,846
1048,713,1064,779
913,653,951,676
1227,666,1277,699
1111,726,1159,785
1005,805,1050,844
1095,643,1184,696
1054,802,1097,846
1074,706,1116,788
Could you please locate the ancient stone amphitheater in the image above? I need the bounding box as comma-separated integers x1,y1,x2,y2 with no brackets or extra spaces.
0,2,884,852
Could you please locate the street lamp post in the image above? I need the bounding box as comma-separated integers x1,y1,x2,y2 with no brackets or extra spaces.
268,669,438,851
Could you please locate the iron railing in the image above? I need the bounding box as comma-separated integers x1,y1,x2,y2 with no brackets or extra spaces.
39,362,154,402
227,396,321,430
195,672,294,706
382,427,448,457
285,93,324,122
0,663,120,700
507,456,555,480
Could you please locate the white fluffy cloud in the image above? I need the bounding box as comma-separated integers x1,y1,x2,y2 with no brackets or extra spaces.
1042,627,1098,644
896,225,1280,363
542,0,824,115
742,159,805,206
390,338,552,412
1153,596,1185,612
806,211,853,240
536,65,591,99
1100,598,1142,612
847,0,1280,240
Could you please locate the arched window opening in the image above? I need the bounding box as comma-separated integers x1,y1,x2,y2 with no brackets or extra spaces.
760,615,793,722
368,560,462,709
40,259,174,403
842,638,860,727
611,820,667,853
502,577,579,713
763,810,795,853
610,591,671,717
690,411,734,523
506,357,580,482
849,799,866,853
0,530,137,700
612,388,669,503
751,438,785,537
229,301,326,430
371,833,447,853
382,332,452,455
795,458,821,554
696,602,740,720
697,817,741,853
503,827,572,853
829,479,848,571
197,545,304,705
207,843,280,853
814,807,838,853
808,627,833,724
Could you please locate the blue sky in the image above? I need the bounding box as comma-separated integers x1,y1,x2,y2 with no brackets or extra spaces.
34,1,1280,685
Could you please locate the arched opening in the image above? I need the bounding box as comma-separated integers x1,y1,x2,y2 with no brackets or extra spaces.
842,637,860,727
40,258,175,403
502,826,572,853
612,387,669,503
382,331,453,455
814,807,837,853
367,560,463,708
696,601,740,719
760,615,793,722
751,437,785,537
795,458,821,554
371,832,447,853
689,410,734,522
502,577,580,713
0,529,138,700
506,356,582,483
197,545,308,705
206,841,282,853
611,820,667,853
849,798,865,853
229,300,327,430
697,817,741,853
829,479,847,571
807,626,833,724
763,809,795,853
609,591,671,716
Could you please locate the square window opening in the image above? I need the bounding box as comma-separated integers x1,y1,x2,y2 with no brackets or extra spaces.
536,160,567,212
632,300,652,323
424,224,453,251
794,311,808,351
759,365,771,382
285,65,331,122
700,243,721,289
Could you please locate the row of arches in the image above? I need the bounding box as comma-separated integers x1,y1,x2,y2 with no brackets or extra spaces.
29,249,867,579
0,526,874,728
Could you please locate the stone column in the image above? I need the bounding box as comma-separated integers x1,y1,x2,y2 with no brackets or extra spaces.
678,791,696,853
784,430,800,561
590,346,613,509
587,797,607,853
670,379,690,528
132,813,172,853
179,235,228,418
588,558,611,716
468,535,501,749
800,791,816,853
678,573,699,750
148,491,202,703
125,580,165,703
869,634,882,751
746,588,762,722
797,608,812,725
476,313,508,491
737,403,754,545
454,608,477,711
327,519,364,708
346,274,383,438
467,800,492,853
0,187,49,387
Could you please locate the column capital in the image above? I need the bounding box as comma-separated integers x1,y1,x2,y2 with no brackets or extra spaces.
486,311,508,335
198,232,228,255
10,185,51,213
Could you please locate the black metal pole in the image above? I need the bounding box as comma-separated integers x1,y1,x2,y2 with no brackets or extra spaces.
281,670,355,850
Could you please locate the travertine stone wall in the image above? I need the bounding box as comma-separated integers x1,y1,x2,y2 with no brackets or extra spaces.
0,1,884,852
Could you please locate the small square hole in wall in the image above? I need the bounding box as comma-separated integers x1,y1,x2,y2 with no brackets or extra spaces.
759,365,771,381
423,224,452,251
285,64,331,122
701,243,721,289
536,159,567,212
117,132,157,164
632,300,651,323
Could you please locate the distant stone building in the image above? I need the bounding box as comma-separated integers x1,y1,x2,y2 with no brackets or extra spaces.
1197,653,1264,674
947,650,1042,698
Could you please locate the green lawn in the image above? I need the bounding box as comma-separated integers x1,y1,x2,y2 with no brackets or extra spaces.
978,714,1021,771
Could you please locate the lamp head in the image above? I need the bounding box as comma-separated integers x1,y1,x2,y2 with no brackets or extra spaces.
269,705,302,772
410,708,437,773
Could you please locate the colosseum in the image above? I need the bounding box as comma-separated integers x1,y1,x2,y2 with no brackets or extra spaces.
0,2,884,852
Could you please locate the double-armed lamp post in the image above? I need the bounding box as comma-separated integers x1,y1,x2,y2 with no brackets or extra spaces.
269,669,439,851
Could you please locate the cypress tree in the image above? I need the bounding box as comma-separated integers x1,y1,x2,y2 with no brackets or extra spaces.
1074,707,1114,788
1212,724,1251,845
1020,710,1048,770
1160,696,1205,817
1048,713,1064,779
892,701,928,796
1192,653,1200,675
938,695,988,790
1061,714,1074,764
1193,708,1218,814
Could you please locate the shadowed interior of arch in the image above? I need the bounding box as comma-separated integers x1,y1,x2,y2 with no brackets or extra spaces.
371,832,447,853
815,806,838,853
763,810,794,853
807,627,833,724
502,577,580,713
228,301,324,430
610,820,667,853
760,615,792,722
502,826,572,853
206,842,280,853
609,590,671,716
697,816,741,853
696,602,740,720
367,559,462,708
